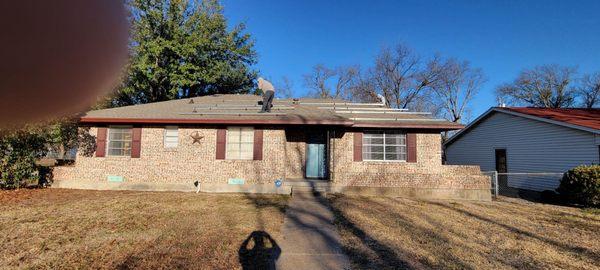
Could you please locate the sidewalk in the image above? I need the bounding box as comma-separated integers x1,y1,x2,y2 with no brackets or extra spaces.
276,191,350,269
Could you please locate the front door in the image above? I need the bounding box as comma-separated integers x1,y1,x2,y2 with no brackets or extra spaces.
305,133,327,179
495,149,508,186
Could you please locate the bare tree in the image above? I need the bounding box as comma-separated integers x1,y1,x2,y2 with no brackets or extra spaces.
303,64,335,98
303,64,358,99
275,76,294,98
333,66,359,99
366,44,442,109
577,73,600,108
431,59,485,123
348,68,379,103
496,64,577,108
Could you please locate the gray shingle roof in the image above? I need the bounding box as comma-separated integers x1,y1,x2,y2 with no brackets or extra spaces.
81,94,462,130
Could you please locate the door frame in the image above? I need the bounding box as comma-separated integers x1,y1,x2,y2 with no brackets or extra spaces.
494,148,508,187
494,148,508,173
304,131,329,180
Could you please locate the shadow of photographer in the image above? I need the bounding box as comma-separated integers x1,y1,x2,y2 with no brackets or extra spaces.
238,230,281,270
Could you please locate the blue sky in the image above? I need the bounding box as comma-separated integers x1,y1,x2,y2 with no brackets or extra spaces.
222,0,600,121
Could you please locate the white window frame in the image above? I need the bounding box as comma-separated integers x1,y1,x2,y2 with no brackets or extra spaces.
226,126,254,160
107,126,133,157
164,126,179,148
362,130,407,162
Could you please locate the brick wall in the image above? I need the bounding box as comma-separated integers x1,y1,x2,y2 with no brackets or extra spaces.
329,129,489,190
54,126,489,192
283,127,306,179
54,126,288,185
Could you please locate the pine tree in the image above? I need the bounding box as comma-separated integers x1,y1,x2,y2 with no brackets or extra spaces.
114,0,257,106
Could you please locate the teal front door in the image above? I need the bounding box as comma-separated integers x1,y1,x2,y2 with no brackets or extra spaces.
305,134,327,179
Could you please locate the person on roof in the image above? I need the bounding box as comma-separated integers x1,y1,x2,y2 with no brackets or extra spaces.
258,77,275,113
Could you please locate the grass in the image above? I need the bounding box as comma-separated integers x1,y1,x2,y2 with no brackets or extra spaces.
330,195,600,270
0,189,288,269
2,189,598,269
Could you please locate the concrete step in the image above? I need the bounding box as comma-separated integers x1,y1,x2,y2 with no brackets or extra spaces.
292,186,329,195
284,179,331,188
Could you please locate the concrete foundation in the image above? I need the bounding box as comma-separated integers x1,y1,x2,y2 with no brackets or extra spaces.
331,185,492,201
52,180,292,195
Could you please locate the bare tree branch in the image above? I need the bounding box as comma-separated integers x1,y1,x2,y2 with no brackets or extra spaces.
578,73,600,108
303,64,335,98
303,64,358,99
363,43,443,109
275,76,294,98
334,66,359,99
496,64,577,108
430,59,485,123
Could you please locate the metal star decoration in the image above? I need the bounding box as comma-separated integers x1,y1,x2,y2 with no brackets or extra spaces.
190,131,204,144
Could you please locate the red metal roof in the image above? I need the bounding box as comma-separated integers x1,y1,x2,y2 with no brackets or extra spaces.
498,107,600,130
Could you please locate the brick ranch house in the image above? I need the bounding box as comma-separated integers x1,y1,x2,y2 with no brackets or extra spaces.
53,94,491,201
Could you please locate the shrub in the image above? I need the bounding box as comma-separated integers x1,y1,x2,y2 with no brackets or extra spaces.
556,165,600,207
0,128,48,189
0,119,80,189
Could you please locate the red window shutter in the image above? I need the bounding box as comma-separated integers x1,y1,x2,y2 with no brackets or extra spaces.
216,128,226,160
253,128,263,160
131,127,142,158
353,131,363,162
407,133,417,163
95,127,107,157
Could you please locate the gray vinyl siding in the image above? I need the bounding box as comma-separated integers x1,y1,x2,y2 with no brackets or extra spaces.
446,112,599,192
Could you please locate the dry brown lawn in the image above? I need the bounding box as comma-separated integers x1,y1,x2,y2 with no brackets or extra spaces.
0,189,288,269
330,195,600,270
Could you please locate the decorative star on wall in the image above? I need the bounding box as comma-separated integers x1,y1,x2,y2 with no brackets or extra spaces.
190,131,204,144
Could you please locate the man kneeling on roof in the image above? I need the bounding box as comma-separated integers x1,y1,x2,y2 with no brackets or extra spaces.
258,77,275,113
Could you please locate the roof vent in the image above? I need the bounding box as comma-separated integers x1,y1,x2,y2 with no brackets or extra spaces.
377,94,386,106
189,99,194,104
496,97,506,107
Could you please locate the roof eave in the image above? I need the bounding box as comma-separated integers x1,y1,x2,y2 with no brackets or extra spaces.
79,117,462,130
351,122,463,130
496,108,600,134
79,117,354,126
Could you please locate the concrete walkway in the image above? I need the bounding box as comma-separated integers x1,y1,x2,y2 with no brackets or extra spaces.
276,191,350,270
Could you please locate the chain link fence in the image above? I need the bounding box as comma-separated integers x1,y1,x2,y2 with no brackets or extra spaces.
483,171,565,199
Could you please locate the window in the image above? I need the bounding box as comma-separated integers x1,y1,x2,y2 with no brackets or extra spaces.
226,127,254,160
107,127,132,156
164,126,178,148
362,131,406,161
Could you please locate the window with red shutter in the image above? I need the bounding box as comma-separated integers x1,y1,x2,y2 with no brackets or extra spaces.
216,128,226,159
95,127,107,157
406,133,417,163
353,131,363,162
131,127,142,158
253,128,263,160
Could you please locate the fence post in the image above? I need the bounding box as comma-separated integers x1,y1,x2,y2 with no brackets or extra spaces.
493,171,499,198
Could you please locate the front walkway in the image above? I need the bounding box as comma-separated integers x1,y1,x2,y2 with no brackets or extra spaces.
276,191,350,269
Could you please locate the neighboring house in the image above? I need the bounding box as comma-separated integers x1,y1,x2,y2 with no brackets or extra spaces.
445,107,600,192
53,94,490,200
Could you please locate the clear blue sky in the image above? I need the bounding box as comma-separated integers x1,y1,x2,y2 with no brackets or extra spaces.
222,0,600,121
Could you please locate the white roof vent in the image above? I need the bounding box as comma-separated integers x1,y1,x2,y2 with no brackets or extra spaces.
377,94,386,106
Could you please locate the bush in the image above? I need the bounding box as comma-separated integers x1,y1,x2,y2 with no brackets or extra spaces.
556,165,600,207
1,119,79,189
0,128,48,189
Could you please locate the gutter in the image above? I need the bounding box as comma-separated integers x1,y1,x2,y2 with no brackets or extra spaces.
79,117,463,130
79,117,355,126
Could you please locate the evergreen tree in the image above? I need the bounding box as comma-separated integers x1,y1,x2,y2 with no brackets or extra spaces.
114,0,257,106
